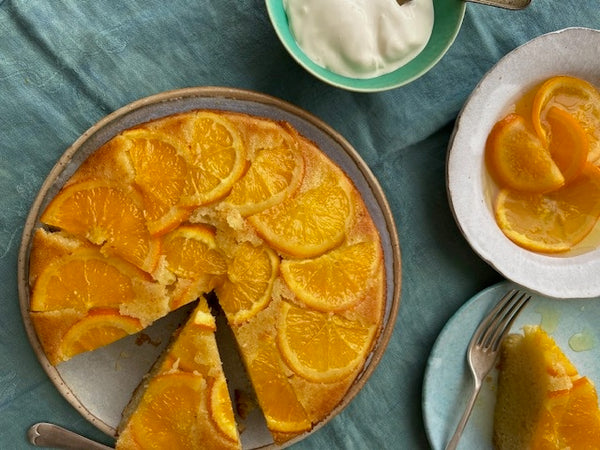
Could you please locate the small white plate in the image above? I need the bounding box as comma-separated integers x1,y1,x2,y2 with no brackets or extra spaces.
447,27,600,299
423,280,600,450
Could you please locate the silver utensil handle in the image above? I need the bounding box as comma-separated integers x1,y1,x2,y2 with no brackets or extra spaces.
444,378,482,450
27,422,114,450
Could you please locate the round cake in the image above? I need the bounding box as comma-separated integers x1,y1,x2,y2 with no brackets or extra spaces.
27,109,386,447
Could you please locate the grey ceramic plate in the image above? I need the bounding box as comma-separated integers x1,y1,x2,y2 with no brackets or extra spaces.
423,280,600,449
17,87,401,449
447,27,600,299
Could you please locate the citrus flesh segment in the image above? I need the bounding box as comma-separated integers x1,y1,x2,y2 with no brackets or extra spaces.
162,224,227,279
209,376,239,443
558,376,600,447
39,180,160,273
124,129,192,236
59,309,142,361
128,372,205,450
532,75,600,163
545,106,589,184
249,168,354,258
281,241,382,311
247,337,311,433
485,113,565,193
180,112,247,207
225,145,305,216
215,242,279,325
30,249,145,312
495,163,600,253
277,301,377,382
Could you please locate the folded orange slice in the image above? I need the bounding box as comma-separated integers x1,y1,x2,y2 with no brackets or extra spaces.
532,75,600,163
545,106,589,184
486,113,565,193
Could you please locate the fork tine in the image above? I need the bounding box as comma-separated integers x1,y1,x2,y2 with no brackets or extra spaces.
471,289,517,347
489,292,531,351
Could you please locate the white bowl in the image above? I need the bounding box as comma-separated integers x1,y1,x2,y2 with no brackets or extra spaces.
447,27,600,299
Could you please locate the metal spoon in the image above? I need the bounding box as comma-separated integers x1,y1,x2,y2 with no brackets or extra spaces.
27,423,113,450
466,0,531,9
397,0,531,9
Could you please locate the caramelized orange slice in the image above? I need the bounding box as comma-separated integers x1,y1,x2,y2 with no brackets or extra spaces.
208,376,239,443
40,180,160,273
248,337,311,433
162,224,227,279
225,145,304,216
545,106,589,184
495,163,600,253
59,309,142,361
486,113,565,193
30,248,148,312
215,242,279,325
180,112,246,207
123,129,192,236
558,376,600,447
277,301,377,382
249,169,353,258
532,75,600,163
280,241,382,311
129,372,206,450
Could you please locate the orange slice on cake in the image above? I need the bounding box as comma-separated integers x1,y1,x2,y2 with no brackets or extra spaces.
59,309,142,362
215,242,279,325
179,112,247,207
277,301,378,383
40,180,160,273
225,144,304,216
249,158,354,258
122,129,192,236
281,241,382,311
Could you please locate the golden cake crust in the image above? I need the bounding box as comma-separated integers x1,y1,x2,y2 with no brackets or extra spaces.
28,109,386,445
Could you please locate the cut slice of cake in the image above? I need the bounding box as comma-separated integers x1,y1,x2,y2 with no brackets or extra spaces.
28,228,171,365
116,298,241,450
494,325,600,449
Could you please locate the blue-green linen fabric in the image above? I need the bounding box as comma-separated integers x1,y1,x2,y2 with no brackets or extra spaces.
0,1,598,448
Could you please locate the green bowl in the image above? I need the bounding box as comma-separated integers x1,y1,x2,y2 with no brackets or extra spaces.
265,0,466,92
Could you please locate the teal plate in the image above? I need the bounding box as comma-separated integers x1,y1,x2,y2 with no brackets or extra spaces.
265,0,466,92
423,280,600,449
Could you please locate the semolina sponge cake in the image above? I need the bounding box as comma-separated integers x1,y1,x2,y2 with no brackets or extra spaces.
116,298,241,450
494,325,600,449
27,109,386,446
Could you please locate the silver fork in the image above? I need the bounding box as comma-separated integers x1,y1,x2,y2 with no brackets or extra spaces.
445,289,531,450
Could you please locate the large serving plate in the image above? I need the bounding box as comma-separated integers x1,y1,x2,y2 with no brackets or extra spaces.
17,87,401,448
423,280,600,449
447,27,600,299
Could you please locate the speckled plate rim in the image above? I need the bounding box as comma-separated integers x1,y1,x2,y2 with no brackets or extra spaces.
17,87,402,448
447,27,600,299
422,280,600,449
265,0,466,92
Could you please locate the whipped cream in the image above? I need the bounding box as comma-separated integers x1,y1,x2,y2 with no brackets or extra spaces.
283,0,434,79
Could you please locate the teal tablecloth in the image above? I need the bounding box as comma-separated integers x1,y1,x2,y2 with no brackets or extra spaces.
1,1,598,449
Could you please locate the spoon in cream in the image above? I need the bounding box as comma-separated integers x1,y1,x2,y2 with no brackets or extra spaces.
396,0,531,9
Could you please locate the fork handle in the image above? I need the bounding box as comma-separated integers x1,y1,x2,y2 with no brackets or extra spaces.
444,379,482,450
